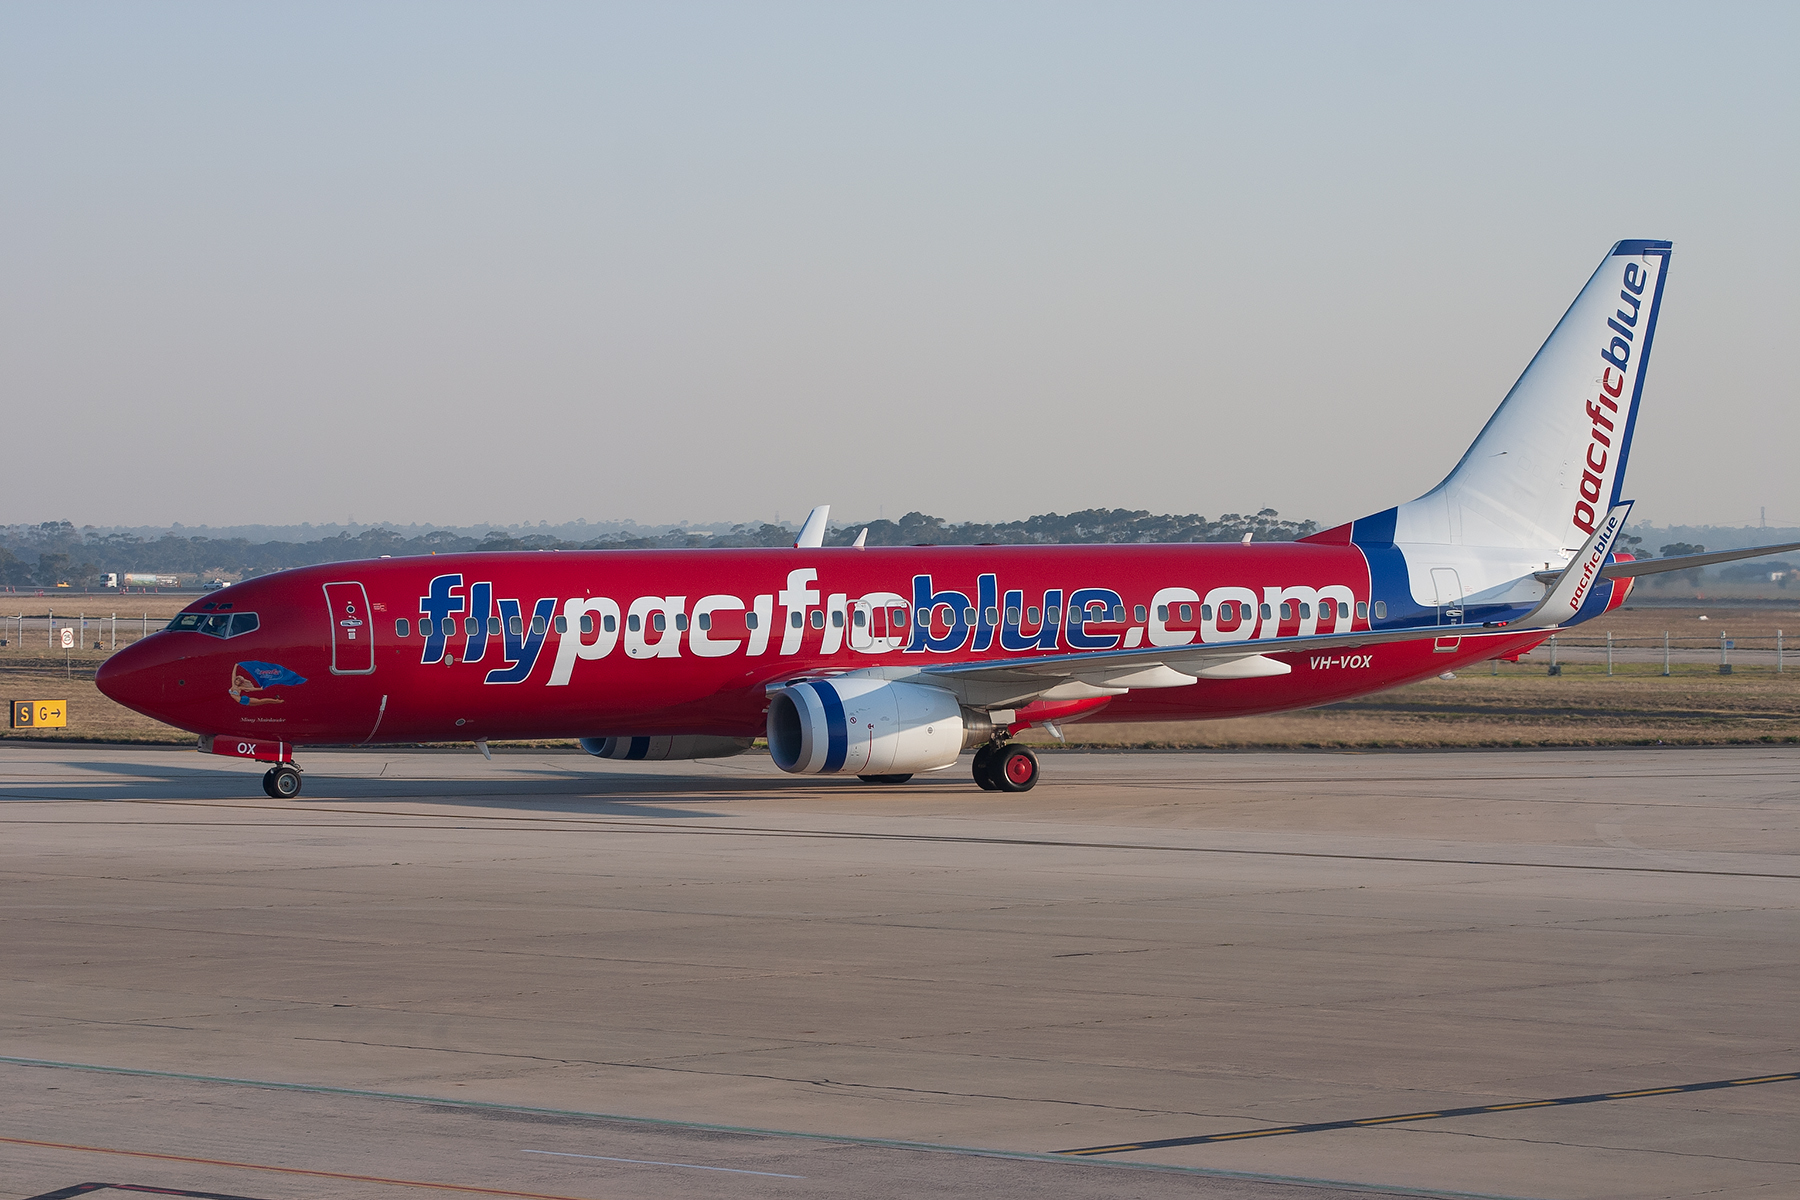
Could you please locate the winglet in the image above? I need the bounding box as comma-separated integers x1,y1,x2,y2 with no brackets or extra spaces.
794,506,830,549
1513,502,1633,629
852,527,867,549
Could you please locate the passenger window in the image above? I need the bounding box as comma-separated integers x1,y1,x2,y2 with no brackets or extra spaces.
675,614,689,632
510,615,524,636
852,609,865,627
1112,605,1125,621
1156,605,1168,622
1280,602,1293,620
831,610,844,628
603,614,616,633
1046,607,1060,623
1356,601,1368,619
891,608,907,628
1007,606,1021,624
465,617,478,635
1299,603,1311,619
744,612,758,630
531,615,547,636
1261,604,1272,620
791,611,804,629
488,616,501,635
553,616,568,634
1181,603,1194,622
418,618,435,637
810,609,825,629
962,608,976,625
395,618,411,637
628,614,641,632
699,612,713,631
652,613,666,632
915,609,928,626
1198,604,1209,621
1133,605,1147,623
580,614,594,634
1373,600,1387,619
984,607,997,625
1027,606,1040,625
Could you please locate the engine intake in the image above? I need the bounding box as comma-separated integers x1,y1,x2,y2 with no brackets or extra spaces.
580,735,754,761
767,677,980,776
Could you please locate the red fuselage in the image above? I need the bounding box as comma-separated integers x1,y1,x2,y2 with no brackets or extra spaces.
96,543,1581,747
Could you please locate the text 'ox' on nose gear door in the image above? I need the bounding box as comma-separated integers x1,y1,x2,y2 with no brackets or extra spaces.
323,581,376,675
1431,567,1463,653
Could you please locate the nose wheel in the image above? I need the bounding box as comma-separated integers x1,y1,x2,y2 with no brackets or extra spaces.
972,742,1039,792
262,765,303,799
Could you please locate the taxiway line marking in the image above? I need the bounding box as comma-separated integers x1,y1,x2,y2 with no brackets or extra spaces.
1057,1071,1800,1156
0,1136,599,1200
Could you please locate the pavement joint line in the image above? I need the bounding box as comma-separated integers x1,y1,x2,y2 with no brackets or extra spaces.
1056,1071,1800,1156
5,801,1798,879
24,1184,278,1200
0,1057,1538,1200
0,1136,602,1200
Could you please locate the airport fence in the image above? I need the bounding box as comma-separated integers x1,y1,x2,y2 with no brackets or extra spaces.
2,612,160,653
1500,631,1790,677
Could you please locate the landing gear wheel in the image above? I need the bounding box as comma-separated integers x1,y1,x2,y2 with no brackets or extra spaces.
993,744,1039,792
267,765,302,799
971,743,1001,791
858,773,913,784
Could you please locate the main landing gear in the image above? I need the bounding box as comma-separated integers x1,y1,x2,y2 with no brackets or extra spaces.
262,764,303,798
972,741,1039,792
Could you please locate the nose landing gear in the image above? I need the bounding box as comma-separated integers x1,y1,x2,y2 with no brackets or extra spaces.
972,741,1039,792
262,764,303,798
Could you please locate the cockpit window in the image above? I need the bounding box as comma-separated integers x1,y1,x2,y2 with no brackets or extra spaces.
166,611,260,638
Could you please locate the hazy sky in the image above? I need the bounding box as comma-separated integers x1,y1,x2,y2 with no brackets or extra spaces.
4,3,1796,530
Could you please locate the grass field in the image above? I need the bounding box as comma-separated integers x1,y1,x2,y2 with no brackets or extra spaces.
4,604,1799,749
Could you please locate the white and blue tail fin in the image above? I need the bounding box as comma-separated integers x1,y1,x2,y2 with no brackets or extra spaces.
1353,240,1671,554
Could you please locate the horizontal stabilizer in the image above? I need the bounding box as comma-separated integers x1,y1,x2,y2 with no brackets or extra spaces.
1604,541,1800,581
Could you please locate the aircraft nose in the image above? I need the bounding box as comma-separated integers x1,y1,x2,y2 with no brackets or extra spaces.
96,637,168,717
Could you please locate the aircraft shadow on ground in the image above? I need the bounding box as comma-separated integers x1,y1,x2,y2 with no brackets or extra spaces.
3,754,889,818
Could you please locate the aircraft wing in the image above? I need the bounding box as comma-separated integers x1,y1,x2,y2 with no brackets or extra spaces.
904,619,1512,708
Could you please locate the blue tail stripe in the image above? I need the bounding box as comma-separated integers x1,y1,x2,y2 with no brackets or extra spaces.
814,682,849,773
1608,245,1672,507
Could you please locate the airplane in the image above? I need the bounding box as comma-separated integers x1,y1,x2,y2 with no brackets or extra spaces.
97,240,1800,799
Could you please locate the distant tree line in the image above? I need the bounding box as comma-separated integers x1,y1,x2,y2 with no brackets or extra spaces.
0,509,1317,586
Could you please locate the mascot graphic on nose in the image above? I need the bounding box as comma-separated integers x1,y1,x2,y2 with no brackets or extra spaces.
230,661,308,706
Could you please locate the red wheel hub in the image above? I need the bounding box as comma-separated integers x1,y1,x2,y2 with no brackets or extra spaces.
1004,753,1034,784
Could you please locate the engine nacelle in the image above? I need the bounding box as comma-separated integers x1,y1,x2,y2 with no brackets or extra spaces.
580,735,754,761
767,677,978,776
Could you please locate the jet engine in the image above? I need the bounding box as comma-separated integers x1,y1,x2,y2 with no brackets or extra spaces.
766,677,987,776
580,736,754,761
